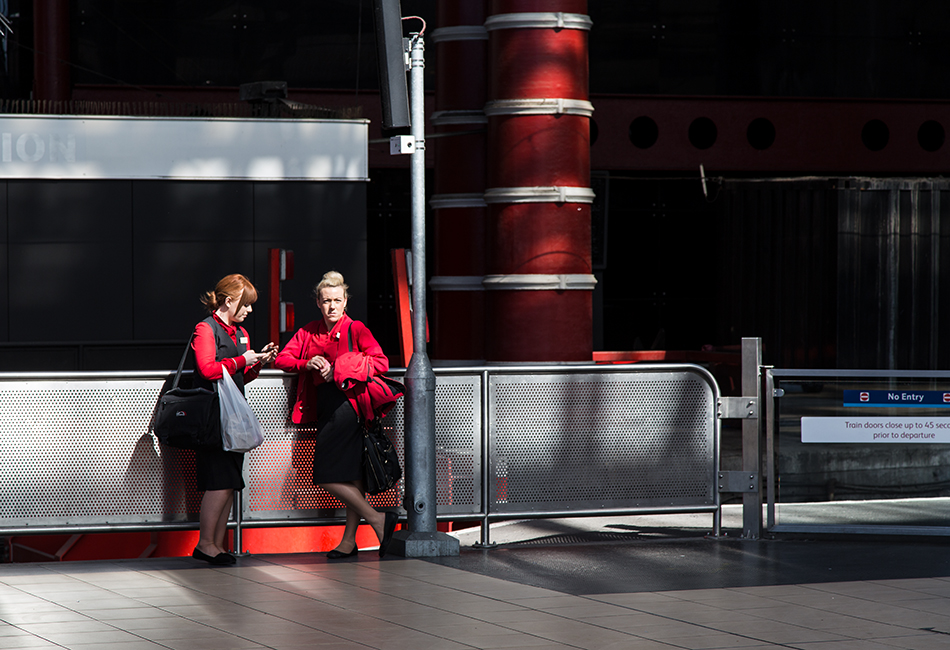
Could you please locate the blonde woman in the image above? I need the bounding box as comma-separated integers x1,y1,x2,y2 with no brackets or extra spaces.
275,271,400,558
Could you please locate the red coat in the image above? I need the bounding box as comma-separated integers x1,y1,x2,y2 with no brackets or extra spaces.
274,313,402,424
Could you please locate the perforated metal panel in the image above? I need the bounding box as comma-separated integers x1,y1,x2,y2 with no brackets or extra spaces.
489,371,716,513
432,375,481,513
242,374,481,519
0,379,202,526
243,377,405,520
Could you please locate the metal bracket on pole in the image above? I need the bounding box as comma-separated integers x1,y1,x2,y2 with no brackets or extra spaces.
717,397,758,419
718,471,759,493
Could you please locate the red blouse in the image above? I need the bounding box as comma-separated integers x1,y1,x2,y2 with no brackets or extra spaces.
191,314,261,383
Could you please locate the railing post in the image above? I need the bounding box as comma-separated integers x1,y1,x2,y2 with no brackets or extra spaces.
765,368,776,530
741,337,763,539
232,490,244,554
475,369,494,548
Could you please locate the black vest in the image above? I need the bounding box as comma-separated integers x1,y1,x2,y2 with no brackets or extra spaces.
190,316,248,395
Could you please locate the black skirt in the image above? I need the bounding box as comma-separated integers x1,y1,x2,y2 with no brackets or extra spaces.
312,383,362,484
195,448,245,491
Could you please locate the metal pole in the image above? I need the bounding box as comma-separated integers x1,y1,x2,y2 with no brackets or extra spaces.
405,33,437,535
391,32,459,557
765,368,776,530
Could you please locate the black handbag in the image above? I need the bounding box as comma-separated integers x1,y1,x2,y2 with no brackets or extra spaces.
362,417,402,495
152,334,222,450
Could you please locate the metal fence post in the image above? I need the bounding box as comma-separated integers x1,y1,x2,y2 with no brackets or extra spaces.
232,490,244,554
741,337,763,539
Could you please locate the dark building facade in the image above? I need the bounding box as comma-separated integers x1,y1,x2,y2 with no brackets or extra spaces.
2,0,950,370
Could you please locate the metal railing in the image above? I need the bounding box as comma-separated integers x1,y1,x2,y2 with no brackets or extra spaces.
0,363,721,549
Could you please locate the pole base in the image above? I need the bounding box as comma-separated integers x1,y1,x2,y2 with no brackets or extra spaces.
387,531,460,557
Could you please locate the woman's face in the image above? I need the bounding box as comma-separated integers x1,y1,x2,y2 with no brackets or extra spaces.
223,290,252,323
318,286,347,327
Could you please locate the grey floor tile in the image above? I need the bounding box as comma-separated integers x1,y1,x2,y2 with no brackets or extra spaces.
28,630,153,646
65,642,169,650
470,608,570,625
160,637,272,650
876,633,950,650
87,606,176,621
0,610,94,625
0,637,67,649
783,641,912,650
0,594,60,607
655,632,774,649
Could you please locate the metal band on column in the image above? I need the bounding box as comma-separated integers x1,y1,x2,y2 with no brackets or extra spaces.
483,274,597,290
484,12,593,31
484,186,595,204
430,25,489,42
484,98,593,117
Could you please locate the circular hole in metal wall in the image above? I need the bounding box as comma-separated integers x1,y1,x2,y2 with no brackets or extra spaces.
688,117,717,150
918,120,945,152
861,119,889,151
628,116,658,149
746,117,776,150
590,118,599,146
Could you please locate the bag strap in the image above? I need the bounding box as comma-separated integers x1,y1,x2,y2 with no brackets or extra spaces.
347,322,354,352
170,333,195,390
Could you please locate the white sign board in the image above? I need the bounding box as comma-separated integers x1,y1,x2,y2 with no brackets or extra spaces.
0,115,369,181
802,416,950,443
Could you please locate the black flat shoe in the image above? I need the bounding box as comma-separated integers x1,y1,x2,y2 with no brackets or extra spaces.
326,546,358,560
378,511,398,558
192,548,234,566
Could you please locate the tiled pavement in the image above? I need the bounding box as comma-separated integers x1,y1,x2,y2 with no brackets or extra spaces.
2,514,950,649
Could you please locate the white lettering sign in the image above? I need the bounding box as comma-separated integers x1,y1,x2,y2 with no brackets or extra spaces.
802,416,950,443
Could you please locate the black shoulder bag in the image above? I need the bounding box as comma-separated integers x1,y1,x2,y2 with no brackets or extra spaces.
152,334,222,450
362,417,403,495
344,323,403,495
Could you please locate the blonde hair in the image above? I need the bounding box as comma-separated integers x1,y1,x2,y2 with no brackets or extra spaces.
200,274,258,314
313,270,349,301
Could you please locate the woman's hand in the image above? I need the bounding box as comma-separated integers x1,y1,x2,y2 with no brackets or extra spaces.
260,342,278,363
306,355,334,381
244,345,276,366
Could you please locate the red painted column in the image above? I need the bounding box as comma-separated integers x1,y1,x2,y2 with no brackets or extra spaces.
430,1,490,362
33,0,71,102
485,1,594,362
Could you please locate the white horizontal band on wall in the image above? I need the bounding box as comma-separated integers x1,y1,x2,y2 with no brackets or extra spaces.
429,193,488,209
484,186,596,204
484,98,594,117
429,274,598,291
483,274,598,291
430,25,489,43
429,276,486,291
484,12,593,32
0,115,369,181
430,110,488,126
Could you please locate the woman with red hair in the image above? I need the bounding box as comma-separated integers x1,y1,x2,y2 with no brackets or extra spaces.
190,273,277,565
